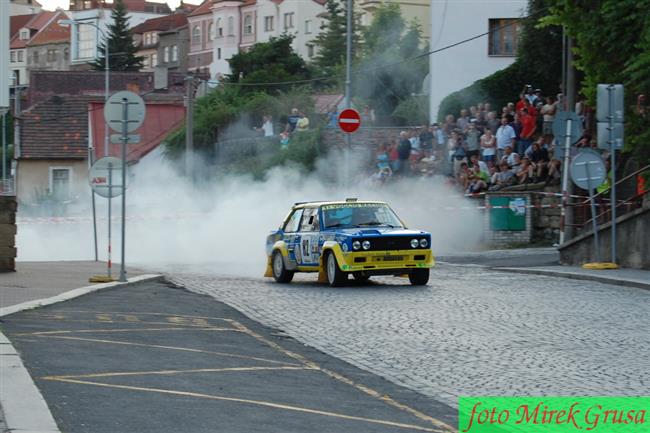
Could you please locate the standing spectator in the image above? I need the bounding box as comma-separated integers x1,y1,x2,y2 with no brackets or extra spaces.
397,131,412,175
326,105,338,128
286,108,301,132
485,111,500,134
450,132,467,176
496,115,516,160
469,106,479,123
519,108,537,155
419,126,434,157
433,123,446,151
465,121,481,161
532,89,544,106
636,94,647,118
457,109,470,132
296,112,310,131
501,145,521,170
255,115,274,137
443,114,456,136
480,127,497,165
541,96,557,136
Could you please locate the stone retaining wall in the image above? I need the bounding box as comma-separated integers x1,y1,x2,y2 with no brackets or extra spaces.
0,196,17,272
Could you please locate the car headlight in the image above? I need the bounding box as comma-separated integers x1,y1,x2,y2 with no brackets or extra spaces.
410,239,419,248
419,238,428,248
342,242,349,252
352,240,361,250
362,240,371,250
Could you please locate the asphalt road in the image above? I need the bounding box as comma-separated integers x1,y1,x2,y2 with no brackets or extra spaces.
1,281,456,433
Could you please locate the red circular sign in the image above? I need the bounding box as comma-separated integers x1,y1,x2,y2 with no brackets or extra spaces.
338,108,361,133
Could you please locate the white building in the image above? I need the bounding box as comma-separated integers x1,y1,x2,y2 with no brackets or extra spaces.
9,0,42,16
1,1,9,111
66,0,170,66
210,0,327,77
428,0,528,121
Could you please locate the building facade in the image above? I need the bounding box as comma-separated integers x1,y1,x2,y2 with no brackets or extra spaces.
9,11,59,85
428,0,528,121
132,13,188,72
158,25,189,73
9,0,42,16
187,0,215,74
26,12,72,75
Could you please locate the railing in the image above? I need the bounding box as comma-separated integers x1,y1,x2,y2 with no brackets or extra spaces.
0,178,15,196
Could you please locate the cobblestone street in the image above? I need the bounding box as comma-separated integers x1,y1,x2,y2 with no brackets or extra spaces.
170,264,650,406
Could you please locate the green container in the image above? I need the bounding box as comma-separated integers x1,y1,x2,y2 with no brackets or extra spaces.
489,197,526,231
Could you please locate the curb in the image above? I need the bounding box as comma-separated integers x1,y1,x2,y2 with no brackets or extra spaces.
492,267,650,291
0,273,164,433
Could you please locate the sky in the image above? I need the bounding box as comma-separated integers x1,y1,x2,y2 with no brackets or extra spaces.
38,0,201,11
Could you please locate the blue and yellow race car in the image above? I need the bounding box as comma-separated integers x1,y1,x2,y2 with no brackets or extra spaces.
265,199,435,286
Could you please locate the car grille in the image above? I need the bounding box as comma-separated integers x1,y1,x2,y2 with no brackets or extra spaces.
362,236,423,251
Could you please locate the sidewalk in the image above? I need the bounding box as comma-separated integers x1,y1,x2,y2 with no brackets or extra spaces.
493,265,650,291
0,260,159,433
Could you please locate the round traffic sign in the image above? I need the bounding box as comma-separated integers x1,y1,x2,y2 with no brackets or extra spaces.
338,109,361,133
552,111,583,143
104,91,146,133
570,149,606,191
89,157,126,198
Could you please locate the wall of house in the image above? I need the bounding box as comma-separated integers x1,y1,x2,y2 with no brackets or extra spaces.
159,27,188,73
27,42,71,73
16,160,89,207
188,13,215,73
428,0,527,121
0,196,17,272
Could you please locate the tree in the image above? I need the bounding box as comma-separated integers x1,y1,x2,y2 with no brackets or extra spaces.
311,0,360,75
91,0,143,72
227,35,310,94
355,4,428,119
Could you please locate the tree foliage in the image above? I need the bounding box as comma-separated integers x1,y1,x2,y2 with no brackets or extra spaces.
227,35,311,93
311,0,360,76
355,4,428,118
91,0,143,72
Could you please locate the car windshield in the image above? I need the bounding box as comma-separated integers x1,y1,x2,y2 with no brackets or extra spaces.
321,204,404,229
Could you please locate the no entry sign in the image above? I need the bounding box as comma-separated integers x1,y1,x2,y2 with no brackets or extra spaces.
338,109,361,133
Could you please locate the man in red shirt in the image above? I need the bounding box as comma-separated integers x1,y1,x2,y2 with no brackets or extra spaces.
518,108,537,155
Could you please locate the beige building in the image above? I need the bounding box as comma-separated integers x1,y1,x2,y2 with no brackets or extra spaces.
358,0,430,41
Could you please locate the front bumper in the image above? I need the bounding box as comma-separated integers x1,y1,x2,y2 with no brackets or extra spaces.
336,249,435,272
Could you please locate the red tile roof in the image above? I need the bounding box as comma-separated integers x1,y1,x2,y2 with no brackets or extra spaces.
10,11,57,49
10,14,36,39
132,13,188,34
28,12,71,47
188,0,214,17
20,95,100,160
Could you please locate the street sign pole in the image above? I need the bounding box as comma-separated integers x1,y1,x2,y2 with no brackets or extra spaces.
107,162,113,279
344,0,353,191
584,161,601,262
608,85,617,264
119,98,128,283
559,118,572,245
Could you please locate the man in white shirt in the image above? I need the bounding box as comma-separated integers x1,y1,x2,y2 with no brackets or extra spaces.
495,116,516,160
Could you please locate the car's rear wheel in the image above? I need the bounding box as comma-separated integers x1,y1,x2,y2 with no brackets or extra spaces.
408,268,429,286
272,251,294,283
353,272,370,282
326,252,347,287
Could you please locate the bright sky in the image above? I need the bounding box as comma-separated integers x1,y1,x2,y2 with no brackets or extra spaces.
38,0,202,11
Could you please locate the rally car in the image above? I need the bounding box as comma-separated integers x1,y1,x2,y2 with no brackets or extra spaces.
265,199,435,286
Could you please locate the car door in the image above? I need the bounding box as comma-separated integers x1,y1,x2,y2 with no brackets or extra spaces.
297,207,321,266
282,208,303,266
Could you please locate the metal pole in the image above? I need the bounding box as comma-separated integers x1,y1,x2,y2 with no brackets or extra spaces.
561,28,566,110
2,112,6,182
119,98,128,282
107,162,113,278
344,0,353,190
559,118,572,245
585,162,601,263
185,76,194,181
608,85,616,264
104,36,110,157
89,146,98,261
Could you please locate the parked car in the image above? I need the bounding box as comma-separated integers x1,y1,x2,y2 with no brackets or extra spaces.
265,199,435,286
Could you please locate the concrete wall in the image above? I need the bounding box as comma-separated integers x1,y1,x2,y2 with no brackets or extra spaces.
559,204,650,269
16,160,89,207
0,196,17,272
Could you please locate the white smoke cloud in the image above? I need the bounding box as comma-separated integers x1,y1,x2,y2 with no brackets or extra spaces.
16,147,483,277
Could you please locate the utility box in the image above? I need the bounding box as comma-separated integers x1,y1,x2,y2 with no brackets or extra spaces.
484,194,531,247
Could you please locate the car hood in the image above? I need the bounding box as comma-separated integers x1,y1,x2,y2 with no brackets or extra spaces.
334,228,429,237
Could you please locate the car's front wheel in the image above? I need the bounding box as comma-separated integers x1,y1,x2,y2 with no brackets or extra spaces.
326,252,347,287
408,268,429,286
272,251,294,283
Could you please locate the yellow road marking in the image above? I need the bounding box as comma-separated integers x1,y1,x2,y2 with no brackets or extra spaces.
229,320,457,433
37,310,233,322
96,314,113,322
15,327,240,336
6,318,227,328
42,366,313,380
42,378,441,432
116,314,140,322
41,335,300,366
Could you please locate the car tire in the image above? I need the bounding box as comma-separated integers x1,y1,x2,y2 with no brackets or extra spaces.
326,252,347,287
408,268,429,286
272,251,294,283
353,272,370,282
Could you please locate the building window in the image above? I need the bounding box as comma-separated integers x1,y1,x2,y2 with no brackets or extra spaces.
305,20,312,34
20,29,29,40
152,33,158,44
151,53,158,66
145,33,151,46
192,25,201,43
77,23,94,59
17,50,24,62
244,15,253,35
172,45,178,62
264,16,273,32
143,55,149,67
64,47,69,60
488,18,520,56
227,17,234,36
307,44,314,58
284,13,294,30
208,22,214,41
50,168,71,200
217,47,221,60
163,46,169,63
33,50,39,64
10,51,15,63
47,49,58,62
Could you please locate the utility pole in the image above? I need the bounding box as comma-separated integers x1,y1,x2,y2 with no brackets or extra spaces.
563,36,576,242
344,0,353,190
185,75,195,182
